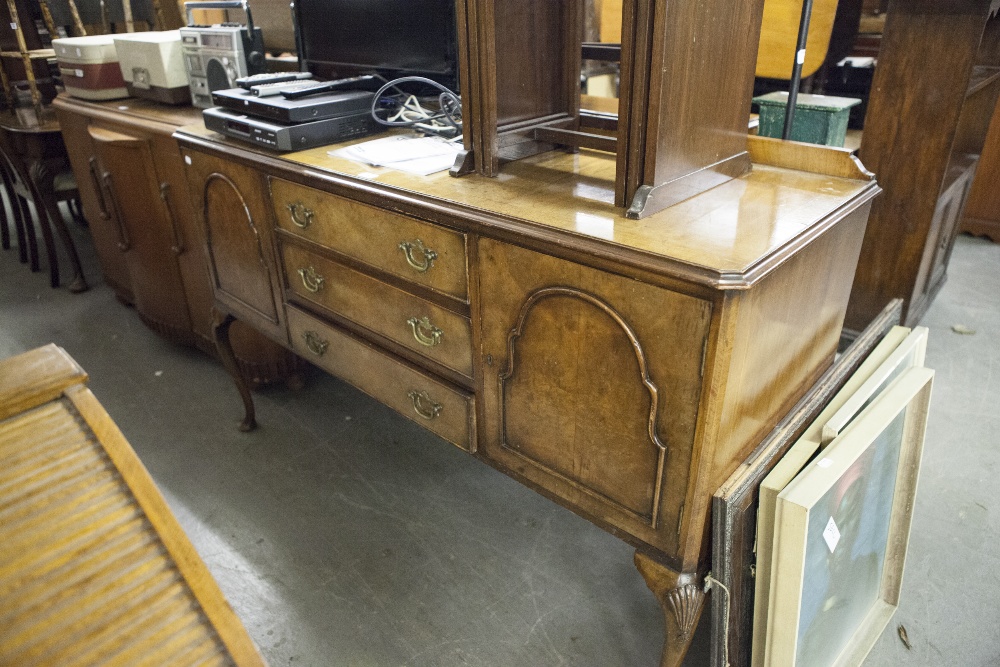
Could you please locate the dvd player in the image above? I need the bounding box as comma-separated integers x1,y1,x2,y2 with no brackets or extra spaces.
211,87,373,123
203,106,380,151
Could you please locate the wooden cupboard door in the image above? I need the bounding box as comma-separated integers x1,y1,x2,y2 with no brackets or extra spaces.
53,108,133,303
148,132,215,346
181,149,286,341
89,126,193,342
478,240,711,558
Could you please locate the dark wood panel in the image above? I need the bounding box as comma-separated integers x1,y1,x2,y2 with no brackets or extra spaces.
962,91,1000,241
848,2,998,329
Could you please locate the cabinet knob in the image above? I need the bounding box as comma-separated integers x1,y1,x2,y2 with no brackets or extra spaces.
302,330,329,356
407,316,443,347
297,266,325,293
286,201,314,229
407,390,442,420
398,239,438,273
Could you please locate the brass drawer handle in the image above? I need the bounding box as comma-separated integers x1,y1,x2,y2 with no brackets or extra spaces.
398,239,438,273
302,330,329,356
286,201,314,229
407,390,442,420
297,266,325,293
407,316,443,347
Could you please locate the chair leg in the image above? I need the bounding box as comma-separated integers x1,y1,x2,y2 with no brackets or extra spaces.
10,192,27,263
0,196,8,250
37,197,62,290
18,195,40,273
42,193,86,292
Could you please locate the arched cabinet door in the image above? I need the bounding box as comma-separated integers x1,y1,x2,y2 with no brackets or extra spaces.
478,239,711,559
181,149,287,342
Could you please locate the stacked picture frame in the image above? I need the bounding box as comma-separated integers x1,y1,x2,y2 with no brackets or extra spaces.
710,299,934,667
762,363,932,666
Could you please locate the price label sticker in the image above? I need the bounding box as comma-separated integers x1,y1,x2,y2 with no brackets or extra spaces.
823,516,841,553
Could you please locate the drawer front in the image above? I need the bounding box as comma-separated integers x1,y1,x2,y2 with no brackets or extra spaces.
282,243,473,378
270,177,468,300
287,306,475,451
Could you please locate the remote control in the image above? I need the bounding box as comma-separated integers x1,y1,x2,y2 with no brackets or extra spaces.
280,75,377,100
236,72,313,90
250,79,326,97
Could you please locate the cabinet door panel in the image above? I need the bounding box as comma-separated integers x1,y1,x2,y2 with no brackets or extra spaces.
479,239,711,557
53,108,133,302
183,150,285,341
90,126,192,340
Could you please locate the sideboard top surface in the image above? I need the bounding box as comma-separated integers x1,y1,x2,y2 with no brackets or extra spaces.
175,122,878,289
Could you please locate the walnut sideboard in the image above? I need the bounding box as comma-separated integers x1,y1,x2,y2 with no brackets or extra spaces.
174,123,879,666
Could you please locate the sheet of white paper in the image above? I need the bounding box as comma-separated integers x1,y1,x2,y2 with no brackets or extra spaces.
329,135,461,175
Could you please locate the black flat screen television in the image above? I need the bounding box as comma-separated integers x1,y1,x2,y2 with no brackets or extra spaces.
295,0,459,91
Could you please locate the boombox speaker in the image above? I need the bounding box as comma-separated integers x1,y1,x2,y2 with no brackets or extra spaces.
180,0,266,108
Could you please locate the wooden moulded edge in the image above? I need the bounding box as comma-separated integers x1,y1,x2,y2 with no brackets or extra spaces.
746,134,875,182
0,344,87,422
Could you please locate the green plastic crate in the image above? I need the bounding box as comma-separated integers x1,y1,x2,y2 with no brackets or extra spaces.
753,92,861,147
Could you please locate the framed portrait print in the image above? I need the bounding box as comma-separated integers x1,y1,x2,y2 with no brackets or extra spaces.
750,325,912,667
710,298,904,667
763,366,933,667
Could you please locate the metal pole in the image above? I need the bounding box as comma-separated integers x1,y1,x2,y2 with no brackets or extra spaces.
782,0,815,140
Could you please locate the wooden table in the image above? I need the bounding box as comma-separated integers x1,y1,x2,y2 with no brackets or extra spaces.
174,121,878,666
0,110,87,292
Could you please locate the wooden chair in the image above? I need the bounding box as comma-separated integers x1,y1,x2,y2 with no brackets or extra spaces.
0,138,42,271
0,151,30,263
0,344,267,667
0,121,87,291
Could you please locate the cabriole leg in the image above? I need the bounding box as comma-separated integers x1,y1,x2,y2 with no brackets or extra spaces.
212,309,257,432
634,551,705,667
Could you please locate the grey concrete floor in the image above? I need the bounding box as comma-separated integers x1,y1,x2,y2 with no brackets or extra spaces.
1,209,997,666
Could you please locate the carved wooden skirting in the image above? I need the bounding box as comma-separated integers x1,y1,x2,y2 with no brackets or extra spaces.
498,286,668,527
203,172,281,326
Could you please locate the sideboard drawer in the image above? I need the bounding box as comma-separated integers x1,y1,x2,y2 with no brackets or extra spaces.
270,177,468,301
282,243,473,379
287,306,476,452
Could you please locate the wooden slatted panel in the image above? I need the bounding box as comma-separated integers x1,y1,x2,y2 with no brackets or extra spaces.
0,399,234,667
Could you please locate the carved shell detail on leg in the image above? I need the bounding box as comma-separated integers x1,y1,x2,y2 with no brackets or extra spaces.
666,583,704,641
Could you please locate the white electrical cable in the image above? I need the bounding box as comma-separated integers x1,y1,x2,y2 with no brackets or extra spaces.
370,76,462,139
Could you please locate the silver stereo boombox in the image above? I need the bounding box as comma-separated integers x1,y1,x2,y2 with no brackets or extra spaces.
180,0,265,108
